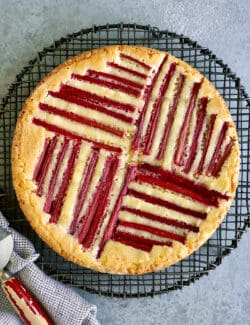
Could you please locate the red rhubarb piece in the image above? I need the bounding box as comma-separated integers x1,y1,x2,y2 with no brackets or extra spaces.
113,233,152,252
174,80,202,166
32,137,51,182
196,114,217,175
96,165,137,258
49,88,133,123
138,162,230,204
183,97,208,173
32,118,122,153
59,84,136,112
86,69,144,89
127,189,207,219
36,136,58,196
49,141,80,223
71,73,141,97
81,156,119,248
118,220,186,244
120,53,151,71
69,149,99,235
206,121,230,176
43,138,69,213
121,206,199,232
143,62,177,155
132,55,168,151
136,172,218,207
211,138,235,177
78,154,117,245
157,74,185,160
39,103,124,137
107,62,148,79
112,230,172,252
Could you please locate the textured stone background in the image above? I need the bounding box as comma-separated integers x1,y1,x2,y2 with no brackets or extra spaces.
0,0,249,324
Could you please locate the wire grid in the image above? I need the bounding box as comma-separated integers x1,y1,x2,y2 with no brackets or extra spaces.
0,23,249,298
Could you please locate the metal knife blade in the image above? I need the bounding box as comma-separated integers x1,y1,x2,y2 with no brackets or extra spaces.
0,228,14,270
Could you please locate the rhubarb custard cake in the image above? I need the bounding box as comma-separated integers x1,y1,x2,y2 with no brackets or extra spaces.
12,45,239,274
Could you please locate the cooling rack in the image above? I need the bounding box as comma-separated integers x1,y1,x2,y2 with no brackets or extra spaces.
0,23,249,298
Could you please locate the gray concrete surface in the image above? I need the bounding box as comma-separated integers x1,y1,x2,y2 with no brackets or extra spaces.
0,0,249,324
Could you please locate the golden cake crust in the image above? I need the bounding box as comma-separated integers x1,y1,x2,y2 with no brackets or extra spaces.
12,45,239,274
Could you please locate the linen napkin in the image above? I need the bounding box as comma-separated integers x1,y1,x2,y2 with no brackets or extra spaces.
0,212,99,325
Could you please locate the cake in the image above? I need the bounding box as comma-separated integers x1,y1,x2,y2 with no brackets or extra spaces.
12,45,239,274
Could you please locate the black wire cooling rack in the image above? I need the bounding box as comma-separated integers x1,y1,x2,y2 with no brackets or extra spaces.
0,23,249,298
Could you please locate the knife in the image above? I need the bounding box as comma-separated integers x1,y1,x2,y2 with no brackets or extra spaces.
0,228,52,325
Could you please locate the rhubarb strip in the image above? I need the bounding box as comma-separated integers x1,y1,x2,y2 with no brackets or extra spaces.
138,163,230,203
81,156,119,248
196,114,217,175
136,172,218,207
143,62,177,155
112,230,172,252
69,149,99,235
127,189,207,219
39,103,124,137
86,69,144,89
206,121,230,176
118,220,186,244
59,84,136,112
32,137,51,182
36,136,58,196
49,141,80,223
43,138,70,213
49,90,133,123
174,80,203,166
157,74,185,160
96,165,137,258
121,206,199,232
32,118,122,153
107,62,148,79
120,53,151,71
71,73,141,97
183,97,208,173
78,154,115,244
113,233,152,252
132,54,168,150
211,138,235,177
